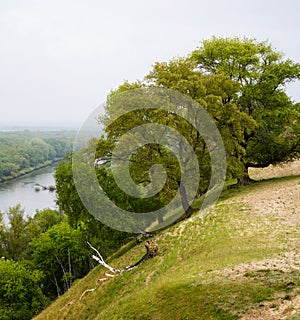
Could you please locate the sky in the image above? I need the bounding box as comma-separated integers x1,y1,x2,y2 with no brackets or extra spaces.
0,0,300,127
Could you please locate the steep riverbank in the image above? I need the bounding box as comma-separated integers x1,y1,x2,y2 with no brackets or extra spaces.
34,161,300,320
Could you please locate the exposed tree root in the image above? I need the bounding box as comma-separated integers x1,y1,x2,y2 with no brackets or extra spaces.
124,240,158,271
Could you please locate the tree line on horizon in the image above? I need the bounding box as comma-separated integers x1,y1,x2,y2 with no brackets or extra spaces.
0,131,76,182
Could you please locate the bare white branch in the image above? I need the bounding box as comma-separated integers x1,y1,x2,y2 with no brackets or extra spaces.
105,273,115,277
80,241,158,302
79,288,96,301
87,242,120,274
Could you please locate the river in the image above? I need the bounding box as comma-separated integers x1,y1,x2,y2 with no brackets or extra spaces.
0,165,58,218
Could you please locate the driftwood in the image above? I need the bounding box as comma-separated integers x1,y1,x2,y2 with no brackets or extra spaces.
79,240,158,301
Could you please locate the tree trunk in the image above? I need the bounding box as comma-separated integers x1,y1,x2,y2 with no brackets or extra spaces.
178,183,197,220
230,166,256,188
157,212,163,224
177,139,197,220
236,174,255,186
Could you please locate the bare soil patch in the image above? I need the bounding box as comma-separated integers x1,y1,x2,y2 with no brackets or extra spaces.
220,161,300,319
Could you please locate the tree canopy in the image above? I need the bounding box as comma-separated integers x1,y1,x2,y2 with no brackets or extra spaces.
0,259,47,320
1,36,298,318
0,131,76,182
191,37,300,180
94,72,255,227
62,37,299,232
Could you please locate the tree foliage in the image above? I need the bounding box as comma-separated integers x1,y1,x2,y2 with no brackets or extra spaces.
31,222,90,298
0,131,75,182
191,37,300,178
145,58,257,180
0,206,65,261
0,259,47,320
1,205,29,261
54,157,132,255
90,37,299,225
93,62,255,222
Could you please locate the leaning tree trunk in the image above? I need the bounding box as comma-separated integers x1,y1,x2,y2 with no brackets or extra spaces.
177,183,197,221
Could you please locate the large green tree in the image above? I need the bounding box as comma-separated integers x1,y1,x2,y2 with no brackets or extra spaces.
1,205,29,261
58,37,300,232
0,260,47,320
94,37,299,226
191,36,300,182
94,64,255,227
31,222,89,298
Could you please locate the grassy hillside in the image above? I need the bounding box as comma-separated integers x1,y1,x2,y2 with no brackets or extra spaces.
34,163,300,320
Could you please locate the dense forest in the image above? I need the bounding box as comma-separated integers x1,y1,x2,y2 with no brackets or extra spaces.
0,206,129,320
0,131,77,182
0,37,299,319
0,132,130,320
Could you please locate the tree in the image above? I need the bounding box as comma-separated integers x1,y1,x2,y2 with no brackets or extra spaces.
0,259,47,320
93,60,255,227
0,212,5,258
55,155,131,248
191,36,300,183
2,205,29,261
31,222,90,298
27,208,65,236
63,37,300,232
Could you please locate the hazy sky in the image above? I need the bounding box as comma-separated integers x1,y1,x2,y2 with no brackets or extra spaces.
1,0,300,126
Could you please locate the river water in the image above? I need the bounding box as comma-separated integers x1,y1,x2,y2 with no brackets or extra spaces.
0,165,58,218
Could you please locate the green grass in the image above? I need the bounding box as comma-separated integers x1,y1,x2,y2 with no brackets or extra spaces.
34,175,300,319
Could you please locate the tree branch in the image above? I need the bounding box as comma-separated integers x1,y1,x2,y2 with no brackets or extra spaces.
80,240,158,301
88,240,158,273
79,288,96,301
87,242,121,274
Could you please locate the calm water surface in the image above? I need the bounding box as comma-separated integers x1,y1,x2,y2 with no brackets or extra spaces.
0,165,57,217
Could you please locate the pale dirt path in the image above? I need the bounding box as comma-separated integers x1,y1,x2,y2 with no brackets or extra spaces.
221,161,300,319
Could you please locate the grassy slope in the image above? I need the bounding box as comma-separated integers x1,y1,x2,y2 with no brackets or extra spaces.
34,174,300,320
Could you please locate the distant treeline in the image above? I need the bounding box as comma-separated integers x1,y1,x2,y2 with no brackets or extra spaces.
0,131,76,182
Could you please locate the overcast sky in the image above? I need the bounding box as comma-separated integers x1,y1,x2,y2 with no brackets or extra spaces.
0,0,300,126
